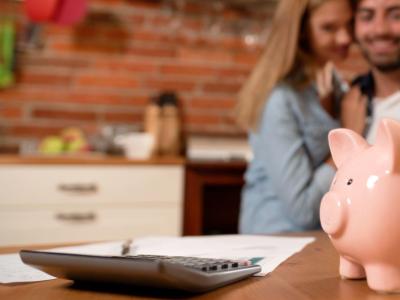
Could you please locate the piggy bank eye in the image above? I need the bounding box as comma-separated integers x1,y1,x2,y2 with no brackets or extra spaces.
347,178,353,185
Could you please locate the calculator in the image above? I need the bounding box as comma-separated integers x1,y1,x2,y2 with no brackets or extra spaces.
20,250,261,292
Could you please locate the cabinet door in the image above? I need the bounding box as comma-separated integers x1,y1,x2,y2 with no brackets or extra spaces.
0,165,183,206
0,204,181,246
0,164,184,246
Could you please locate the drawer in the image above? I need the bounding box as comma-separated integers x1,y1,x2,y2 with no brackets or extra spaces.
0,204,182,246
0,165,183,206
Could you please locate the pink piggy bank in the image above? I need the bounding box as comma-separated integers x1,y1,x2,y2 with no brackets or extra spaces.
320,118,400,293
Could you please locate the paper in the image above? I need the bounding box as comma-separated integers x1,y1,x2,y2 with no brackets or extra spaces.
131,235,315,276
0,241,124,284
0,254,54,283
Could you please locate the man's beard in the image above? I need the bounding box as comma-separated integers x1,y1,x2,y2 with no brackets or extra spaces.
358,36,400,72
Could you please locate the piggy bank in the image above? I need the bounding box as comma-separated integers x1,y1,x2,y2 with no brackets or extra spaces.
320,118,400,293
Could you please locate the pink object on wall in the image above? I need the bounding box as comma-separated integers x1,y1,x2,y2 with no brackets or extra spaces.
52,0,87,26
24,0,60,22
320,118,400,293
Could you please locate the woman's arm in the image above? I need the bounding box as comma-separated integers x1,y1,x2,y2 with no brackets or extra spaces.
256,87,336,229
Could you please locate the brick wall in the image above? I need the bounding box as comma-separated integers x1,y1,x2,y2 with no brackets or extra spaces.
0,0,367,148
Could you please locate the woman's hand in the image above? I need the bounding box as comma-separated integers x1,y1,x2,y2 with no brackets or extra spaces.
341,86,367,135
316,62,335,116
316,61,334,101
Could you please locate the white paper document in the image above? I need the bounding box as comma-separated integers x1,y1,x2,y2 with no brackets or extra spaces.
0,235,314,283
0,254,54,283
0,241,124,284
131,235,315,276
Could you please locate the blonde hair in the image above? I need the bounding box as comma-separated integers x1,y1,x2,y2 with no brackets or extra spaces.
236,0,334,130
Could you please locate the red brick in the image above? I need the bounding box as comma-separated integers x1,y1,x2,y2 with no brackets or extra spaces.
32,109,98,122
44,26,74,36
103,112,142,123
49,41,127,54
184,114,221,125
220,37,245,50
93,60,158,73
217,67,251,78
178,47,232,64
160,65,217,77
70,93,149,106
72,24,130,48
188,98,235,110
147,15,172,28
75,75,139,89
8,125,64,138
132,30,169,43
202,82,242,94
149,16,203,32
0,106,22,119
145,79,196,92
21,56,90,69
128,46,176,58
18,72,72,86
222,9,243,21
123,0,161,10
71,26,99,37
0,89,70,102
182,18,203,31
0,89,149,107
48,42,75,53
127,14,146,24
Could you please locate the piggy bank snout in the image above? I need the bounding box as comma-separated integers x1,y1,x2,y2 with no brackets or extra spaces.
320,191,347,236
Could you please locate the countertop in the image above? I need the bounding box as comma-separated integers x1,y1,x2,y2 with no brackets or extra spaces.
0,154,185,165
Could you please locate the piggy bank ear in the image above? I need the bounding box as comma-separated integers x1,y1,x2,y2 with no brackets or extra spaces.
374,118,400,174
328,129,369,168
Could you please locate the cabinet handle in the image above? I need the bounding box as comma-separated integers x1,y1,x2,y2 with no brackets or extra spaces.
57,183,98,194
55,212,97,222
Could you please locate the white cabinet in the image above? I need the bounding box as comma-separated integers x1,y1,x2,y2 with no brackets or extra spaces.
0,162,184,246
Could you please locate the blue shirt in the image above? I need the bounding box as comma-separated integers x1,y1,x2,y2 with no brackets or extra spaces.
239,83,339,234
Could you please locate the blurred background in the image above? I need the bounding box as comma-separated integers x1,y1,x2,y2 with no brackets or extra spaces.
0,0,369,247
0,0,368,150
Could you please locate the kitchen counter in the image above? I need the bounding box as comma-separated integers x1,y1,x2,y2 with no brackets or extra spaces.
0,154,185,246
0,155,248,245
0,154,185,165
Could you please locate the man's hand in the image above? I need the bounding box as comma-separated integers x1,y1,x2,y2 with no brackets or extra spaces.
341,86,367,135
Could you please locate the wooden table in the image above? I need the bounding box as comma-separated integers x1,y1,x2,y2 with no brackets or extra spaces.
1,231,399,300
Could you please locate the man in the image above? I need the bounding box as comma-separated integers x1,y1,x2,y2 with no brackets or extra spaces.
343,0,400,143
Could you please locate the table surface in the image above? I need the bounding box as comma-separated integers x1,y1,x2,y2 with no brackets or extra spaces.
1,231,399,300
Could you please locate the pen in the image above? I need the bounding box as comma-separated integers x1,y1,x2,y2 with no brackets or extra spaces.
121,239,132,255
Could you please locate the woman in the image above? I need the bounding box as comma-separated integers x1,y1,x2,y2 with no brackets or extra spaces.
237,0,364,234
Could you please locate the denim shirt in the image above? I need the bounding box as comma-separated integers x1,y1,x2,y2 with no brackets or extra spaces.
239,83,339,234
